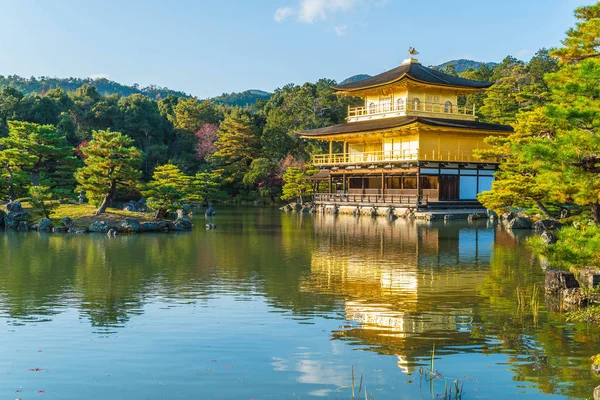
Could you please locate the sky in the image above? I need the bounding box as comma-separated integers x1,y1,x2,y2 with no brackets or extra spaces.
0,0,589,98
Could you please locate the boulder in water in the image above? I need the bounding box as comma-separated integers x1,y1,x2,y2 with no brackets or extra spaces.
89,220,111,233
118,218,141,233
545,270,579,294
107,228,118,237
501,211,518,222
69,227,88,234
174,218,192,231
467,212,486,221
62,216,74,229
507,216,532,229
141,222,160,232
540,230,558,245
532,219,563,232
6,201,22,213
205,206,216,216
38,218,52,232
53,226,68,233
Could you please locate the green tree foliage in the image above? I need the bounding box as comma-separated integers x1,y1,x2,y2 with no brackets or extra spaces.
76,130,142,215
143,164,189,218
479,2,600,225
531,225,600,269
479,56,555,124
28,185,55,218
243,158,282,200
0,130,35,201
281,165,317,204
188,172,228,204
260,79,360,160
0,121,78,197
477,108,556,217
115,94,170,178
207,108,261,194
170,98,222,131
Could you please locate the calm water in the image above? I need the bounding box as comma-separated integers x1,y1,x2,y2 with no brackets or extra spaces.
0,208,598,399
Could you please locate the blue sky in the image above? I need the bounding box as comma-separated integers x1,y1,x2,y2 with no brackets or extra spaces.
0,0,587,98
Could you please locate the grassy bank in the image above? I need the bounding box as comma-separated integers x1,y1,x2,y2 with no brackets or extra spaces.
23,203,157,228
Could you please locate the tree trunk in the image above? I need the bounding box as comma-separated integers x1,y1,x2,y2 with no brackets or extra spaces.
7,165,15,202
31,171,39,187
155,208,166,219
109,179,117,208
95,193,111,215
591,202,600,225
535,200,554,219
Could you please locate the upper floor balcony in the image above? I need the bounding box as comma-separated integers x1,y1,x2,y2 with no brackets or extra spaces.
347,100,476,123
312,149,497,166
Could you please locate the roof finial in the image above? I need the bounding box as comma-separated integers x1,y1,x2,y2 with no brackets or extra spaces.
402,47,420,65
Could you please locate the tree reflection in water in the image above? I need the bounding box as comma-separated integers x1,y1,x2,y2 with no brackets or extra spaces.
0,208,598,398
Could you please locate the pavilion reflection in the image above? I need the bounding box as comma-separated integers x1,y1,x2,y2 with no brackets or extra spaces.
301,214,496,373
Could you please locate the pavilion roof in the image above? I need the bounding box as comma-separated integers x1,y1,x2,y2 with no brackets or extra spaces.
333,61,493,92
297,116,513,137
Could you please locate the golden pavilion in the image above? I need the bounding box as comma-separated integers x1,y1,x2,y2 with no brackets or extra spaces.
298,50,513,212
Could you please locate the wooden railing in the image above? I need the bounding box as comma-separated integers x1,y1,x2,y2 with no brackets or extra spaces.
312,150,495,165
314,193,426,205
348,101,476,118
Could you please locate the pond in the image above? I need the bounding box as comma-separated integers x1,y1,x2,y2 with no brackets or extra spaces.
0,207,598,399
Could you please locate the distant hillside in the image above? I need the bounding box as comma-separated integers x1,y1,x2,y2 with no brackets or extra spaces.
340,74,372,85
436,59,498,73
0,75,190,100
212,89,271,107
0,75,272,106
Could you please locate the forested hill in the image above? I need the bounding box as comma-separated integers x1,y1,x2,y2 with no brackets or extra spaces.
436,59,499,73
212,90,271,107
0,75,272,106
0,75,190,100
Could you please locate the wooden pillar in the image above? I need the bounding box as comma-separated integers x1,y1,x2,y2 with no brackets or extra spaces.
361,175,365,195
416,164,422,205
343,140,347,162
328,174,332,194
381,172,385,196
342,173,346,193
329,140,333,163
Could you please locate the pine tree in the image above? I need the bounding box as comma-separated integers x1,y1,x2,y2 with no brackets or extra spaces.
143,164,189,218
281,165,317,204
540,3,600,223
476,108,557,217
75,130,142,215
478,2,600,223
187,172,228,205
29,185,55,218
207,108,261,192
1,121,78,187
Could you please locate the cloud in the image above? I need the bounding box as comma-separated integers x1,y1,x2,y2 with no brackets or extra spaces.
275,0,364,24
90,73,110,80
515,48,533,59
335,25,348,37
274,6,294,23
